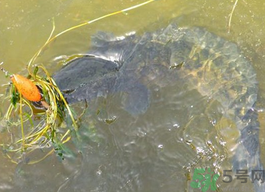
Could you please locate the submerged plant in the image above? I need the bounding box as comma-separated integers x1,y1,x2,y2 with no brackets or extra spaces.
0,0,157,164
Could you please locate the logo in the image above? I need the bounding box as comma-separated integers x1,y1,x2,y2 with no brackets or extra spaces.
190,168,219,192
190,168,265,191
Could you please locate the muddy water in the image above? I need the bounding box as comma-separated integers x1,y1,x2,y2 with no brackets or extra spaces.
0,0,265,192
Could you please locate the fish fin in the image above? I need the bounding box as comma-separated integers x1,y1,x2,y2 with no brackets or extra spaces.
120,81,150,115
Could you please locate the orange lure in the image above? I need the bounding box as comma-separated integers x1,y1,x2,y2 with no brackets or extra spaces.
11,74,42,102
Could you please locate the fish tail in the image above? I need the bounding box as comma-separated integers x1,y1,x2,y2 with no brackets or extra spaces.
233,108,265,192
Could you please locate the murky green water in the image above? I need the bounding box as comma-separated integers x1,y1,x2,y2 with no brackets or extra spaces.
0,0,265,192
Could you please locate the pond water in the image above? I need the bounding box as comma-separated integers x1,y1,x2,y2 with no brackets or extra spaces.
0,0,265,192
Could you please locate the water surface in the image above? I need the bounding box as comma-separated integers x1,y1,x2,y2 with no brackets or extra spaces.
0,0,265,192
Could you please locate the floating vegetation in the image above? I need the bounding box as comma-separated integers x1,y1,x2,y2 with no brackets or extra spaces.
227,0,239,33
1,62,76,164
0,0,157,164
